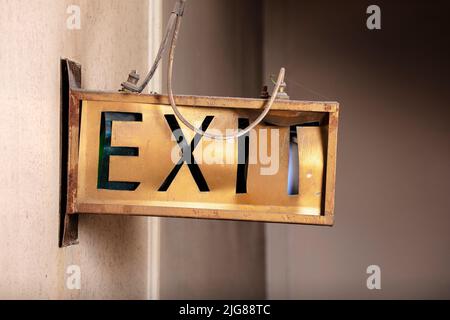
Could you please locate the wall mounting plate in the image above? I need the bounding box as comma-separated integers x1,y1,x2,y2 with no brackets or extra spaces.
60,58,81,247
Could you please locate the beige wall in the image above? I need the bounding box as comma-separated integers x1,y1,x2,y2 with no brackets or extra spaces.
159,0,266,299
0,0,266,300
264,0,450,299
0,0,152,299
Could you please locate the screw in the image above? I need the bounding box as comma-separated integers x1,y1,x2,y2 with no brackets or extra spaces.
127,70,140,85
276,81,290,100
120,70,140,92
260,85,270,99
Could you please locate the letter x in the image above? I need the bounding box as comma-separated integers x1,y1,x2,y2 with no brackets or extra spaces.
158,114,214,192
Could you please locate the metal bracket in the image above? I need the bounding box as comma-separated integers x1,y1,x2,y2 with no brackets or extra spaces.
59,58,81,247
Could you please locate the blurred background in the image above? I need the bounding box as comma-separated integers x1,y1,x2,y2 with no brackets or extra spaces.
1,0,449,299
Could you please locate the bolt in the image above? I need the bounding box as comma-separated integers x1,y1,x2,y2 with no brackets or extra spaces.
260,85,270,99
127,70,140,85
276,81,290,100
120,70,141,92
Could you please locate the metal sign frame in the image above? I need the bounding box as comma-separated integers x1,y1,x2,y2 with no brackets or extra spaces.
59,59,339,246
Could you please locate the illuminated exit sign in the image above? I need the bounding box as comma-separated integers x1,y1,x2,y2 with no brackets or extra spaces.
65,90,339,226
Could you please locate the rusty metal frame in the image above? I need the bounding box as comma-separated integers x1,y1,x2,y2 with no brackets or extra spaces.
69,97,338,223
59,58,81,247
60,59,339,247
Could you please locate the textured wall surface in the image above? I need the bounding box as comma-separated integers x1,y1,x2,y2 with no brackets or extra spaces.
0,0,151,299
159,0,266,299
264,0,450,299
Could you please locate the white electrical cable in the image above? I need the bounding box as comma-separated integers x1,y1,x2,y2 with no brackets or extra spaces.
167,1,286,140
121,1,184,93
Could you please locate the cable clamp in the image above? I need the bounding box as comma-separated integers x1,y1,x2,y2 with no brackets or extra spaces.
173,0,186,16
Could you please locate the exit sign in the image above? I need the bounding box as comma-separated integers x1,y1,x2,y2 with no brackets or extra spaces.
65,90,339,226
